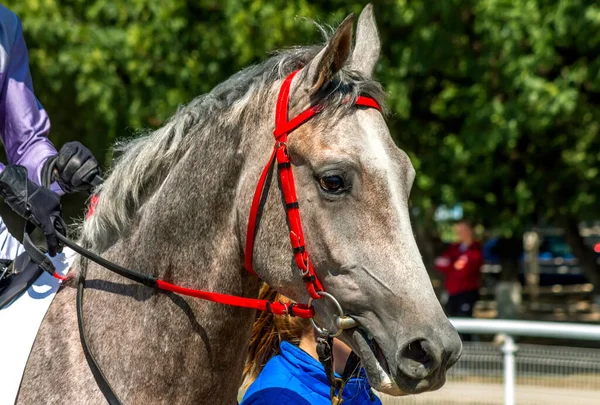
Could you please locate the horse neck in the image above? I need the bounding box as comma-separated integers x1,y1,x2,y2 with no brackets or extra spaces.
81,93,277,403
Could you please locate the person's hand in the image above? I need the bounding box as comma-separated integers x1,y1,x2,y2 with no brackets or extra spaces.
454,255,468,270
435,257,450,267
0,165,66,256
49,141,101,193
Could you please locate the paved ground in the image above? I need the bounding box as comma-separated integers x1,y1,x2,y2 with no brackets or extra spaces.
379,382,600,405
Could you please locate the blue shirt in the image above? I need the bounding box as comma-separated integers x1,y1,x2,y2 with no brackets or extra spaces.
241,341,381,405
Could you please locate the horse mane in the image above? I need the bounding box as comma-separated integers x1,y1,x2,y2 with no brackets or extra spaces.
80,37,386,252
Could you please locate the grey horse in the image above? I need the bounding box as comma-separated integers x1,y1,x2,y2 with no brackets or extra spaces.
18,5,461,404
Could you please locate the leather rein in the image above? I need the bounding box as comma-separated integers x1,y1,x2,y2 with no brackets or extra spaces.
23,69,381,404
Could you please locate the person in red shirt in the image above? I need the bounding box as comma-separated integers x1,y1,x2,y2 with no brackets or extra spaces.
435,220,483,319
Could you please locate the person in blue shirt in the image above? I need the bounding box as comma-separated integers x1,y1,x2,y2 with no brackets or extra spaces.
241,285,381,405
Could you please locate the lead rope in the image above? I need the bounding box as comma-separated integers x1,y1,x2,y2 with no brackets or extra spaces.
316,331,362,405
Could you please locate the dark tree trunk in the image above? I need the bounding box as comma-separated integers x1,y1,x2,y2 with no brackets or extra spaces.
491,236,523,319
413,221,446,297
414,224,445,271
561,216,600,291
495,236,522,282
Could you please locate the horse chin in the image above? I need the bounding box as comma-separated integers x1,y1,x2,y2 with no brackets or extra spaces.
351,329,405,396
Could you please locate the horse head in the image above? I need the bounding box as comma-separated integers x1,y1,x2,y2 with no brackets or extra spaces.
245,4,462,395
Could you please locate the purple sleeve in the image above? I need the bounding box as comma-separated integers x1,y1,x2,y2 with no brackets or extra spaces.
0,7,61,193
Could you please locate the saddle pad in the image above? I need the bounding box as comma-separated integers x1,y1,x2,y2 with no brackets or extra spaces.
0,248,76,405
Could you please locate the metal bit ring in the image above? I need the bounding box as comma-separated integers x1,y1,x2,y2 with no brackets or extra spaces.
308,291,358,337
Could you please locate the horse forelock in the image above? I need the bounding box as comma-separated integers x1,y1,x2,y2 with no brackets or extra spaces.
79,32,387,254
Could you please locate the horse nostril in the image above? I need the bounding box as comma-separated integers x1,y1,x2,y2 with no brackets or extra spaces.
397,338,441,380
405,340,434,367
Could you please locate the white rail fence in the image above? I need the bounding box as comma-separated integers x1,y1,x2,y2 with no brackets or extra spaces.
380,319,600,405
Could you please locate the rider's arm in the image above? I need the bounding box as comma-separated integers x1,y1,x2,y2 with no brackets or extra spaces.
0,6,61,192
0,6,101,194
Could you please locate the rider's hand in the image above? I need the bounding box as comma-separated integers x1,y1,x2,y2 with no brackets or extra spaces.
0,165,67,256
49,141,102,193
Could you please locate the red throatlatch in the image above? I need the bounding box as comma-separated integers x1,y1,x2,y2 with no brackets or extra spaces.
244,69,381,301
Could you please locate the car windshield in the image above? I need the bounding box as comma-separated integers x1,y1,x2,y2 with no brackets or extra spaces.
539,235,573,258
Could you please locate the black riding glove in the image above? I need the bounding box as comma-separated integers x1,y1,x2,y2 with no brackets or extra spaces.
45,141,102,193
0,165,67,256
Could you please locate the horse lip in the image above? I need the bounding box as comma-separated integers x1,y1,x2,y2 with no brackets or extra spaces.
351,328,441,395
350,328,391,387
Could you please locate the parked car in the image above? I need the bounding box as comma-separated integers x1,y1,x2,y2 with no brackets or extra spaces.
482,231,600,287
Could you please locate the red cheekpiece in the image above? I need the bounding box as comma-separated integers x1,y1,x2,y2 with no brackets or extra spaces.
244,70,381,301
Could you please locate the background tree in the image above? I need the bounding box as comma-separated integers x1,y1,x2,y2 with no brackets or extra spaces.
4,0,599,288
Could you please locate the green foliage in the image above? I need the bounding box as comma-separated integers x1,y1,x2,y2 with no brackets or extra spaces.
373,0,600,236
5,0,600,237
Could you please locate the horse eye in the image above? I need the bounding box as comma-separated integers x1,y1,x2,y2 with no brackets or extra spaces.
319,175,345,194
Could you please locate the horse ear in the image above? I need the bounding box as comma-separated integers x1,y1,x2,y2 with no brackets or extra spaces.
350,3,380,77
298,13,354,96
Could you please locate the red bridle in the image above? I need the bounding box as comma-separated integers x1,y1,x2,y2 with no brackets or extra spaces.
25,69,382,405
244,69,381,307
79,70,381,319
